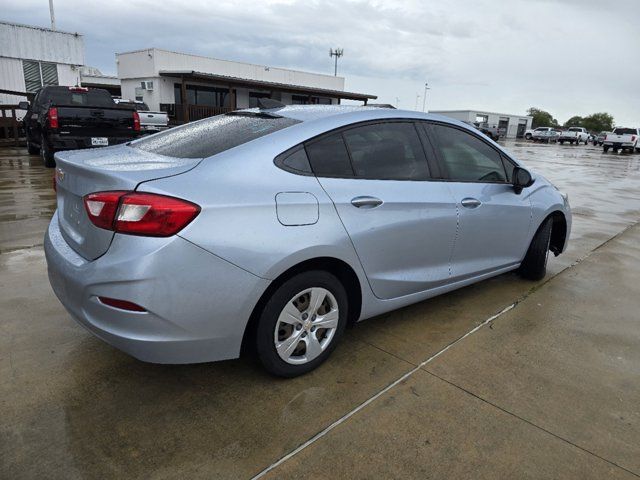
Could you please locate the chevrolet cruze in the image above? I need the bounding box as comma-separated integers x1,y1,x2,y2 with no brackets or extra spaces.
45,104,571,377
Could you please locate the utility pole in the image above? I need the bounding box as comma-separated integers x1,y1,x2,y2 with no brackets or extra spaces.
422,82,430,112
329,48,344,76
414,94,421,111
49,0,56,30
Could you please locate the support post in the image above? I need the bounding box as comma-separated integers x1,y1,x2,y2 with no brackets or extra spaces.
181,76,189,123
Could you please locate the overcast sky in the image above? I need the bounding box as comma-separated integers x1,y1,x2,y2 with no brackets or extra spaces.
3,0,639,125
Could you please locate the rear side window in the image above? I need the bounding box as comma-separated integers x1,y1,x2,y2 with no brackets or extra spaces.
132,113,300,158
305,133,353,177
429,124,507,183
342,123,429,180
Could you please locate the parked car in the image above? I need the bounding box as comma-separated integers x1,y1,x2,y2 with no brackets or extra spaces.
114,99,169,133
44,105,571,377
558,127,589,145
20,86,141,167
525,127,554,140
532,129,560,143
593,131,609,146
602,127,640,153
462,121,500,141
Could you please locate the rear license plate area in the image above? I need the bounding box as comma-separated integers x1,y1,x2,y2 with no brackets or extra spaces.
91,137,109,146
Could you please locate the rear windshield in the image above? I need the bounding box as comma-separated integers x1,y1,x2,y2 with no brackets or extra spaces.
42,88,115,107
131,112,300,158
613,128,636,135
568,127,582,132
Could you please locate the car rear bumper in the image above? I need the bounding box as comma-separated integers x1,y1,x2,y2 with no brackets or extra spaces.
48,134,140,151
603,141,634,148
44,211,269,364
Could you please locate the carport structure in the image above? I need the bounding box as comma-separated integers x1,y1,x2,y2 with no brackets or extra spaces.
159,70,377,123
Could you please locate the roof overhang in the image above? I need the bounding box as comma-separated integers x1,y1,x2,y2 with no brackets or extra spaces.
159,70,377,102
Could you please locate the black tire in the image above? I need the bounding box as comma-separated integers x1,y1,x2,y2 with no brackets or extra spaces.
27,137,40,155
255,270,348,377
613,147,619,153
603,146,609,153
559,141,564,145
519,218,552,281
525,134,532,140
41,134,55,167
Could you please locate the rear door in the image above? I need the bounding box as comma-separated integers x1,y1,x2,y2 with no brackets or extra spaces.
425,122,532,281
307,121,457,299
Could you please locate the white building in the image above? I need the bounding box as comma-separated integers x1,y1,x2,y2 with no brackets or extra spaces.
116,48,376,122
0,21,84,105
429,109,533,139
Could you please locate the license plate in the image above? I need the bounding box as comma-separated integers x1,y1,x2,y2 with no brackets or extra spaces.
91,137,108,146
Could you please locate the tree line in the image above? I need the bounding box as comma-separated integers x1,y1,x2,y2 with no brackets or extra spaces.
527,108,615,133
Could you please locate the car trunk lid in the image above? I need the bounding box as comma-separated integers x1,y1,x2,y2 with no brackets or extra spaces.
54,145,200,260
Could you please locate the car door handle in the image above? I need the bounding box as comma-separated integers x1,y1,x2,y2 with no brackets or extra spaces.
461,197,482,209
351,196,383,209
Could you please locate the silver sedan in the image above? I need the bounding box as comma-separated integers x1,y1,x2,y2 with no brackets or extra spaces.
45,105,571,377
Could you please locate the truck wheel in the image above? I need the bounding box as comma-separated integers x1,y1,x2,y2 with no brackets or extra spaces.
603,146,609,153
559,141,564,145
41,135,55,168
525,134,532,140
27,139,40,155
612,147,619,153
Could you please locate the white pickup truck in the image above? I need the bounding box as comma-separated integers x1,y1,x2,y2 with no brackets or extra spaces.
602,127,640,153
559,127,589,145
114,99,169,133
525,127,553,140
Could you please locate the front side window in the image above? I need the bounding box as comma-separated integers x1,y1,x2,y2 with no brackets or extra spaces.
342,122,429,180
429,124,507,183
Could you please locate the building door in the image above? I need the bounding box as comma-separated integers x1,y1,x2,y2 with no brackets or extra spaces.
498,117,509,138
516,121,527,138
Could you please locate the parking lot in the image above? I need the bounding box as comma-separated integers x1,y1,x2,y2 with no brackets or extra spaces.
1,141,640,478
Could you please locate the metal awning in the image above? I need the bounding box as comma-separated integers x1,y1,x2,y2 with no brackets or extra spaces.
159,70,377,102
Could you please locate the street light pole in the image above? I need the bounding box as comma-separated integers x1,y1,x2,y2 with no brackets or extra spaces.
415,94,421,111
49,0,56,30
422,82,430,112
329,48,344,76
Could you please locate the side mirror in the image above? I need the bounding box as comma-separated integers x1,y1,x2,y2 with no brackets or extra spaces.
512,167,534,194
18,101,30,110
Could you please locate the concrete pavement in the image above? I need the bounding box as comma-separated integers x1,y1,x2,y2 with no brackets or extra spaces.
1,142,640,479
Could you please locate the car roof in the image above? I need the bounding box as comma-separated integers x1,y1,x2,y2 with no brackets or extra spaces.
239,104,467,127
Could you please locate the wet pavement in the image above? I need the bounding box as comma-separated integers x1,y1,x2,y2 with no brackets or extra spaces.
1,141,639,479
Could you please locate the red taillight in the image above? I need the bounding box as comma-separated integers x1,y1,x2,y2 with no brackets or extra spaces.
98,296,146,312
605,135,608,141
83,191,200,236
632,135,637,142
48,107,58,129
133,111,140,131
84,191,127,230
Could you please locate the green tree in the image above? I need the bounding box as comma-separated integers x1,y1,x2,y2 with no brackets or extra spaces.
527,108,558,128
582,112,615,133
564,116,584,128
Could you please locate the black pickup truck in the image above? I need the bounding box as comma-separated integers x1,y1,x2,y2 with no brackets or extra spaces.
20,86,142,167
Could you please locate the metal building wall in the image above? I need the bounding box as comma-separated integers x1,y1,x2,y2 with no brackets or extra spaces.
0,22,84,65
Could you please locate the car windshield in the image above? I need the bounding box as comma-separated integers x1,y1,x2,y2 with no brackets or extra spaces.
130,112,301,158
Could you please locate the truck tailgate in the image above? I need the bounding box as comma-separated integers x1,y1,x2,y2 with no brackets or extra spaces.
57,106,137,138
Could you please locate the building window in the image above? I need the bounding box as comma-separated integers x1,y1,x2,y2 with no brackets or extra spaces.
292,95,310,105
475,114,489,125
173,83,229,107
23,60,59,93
249,91,271,108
